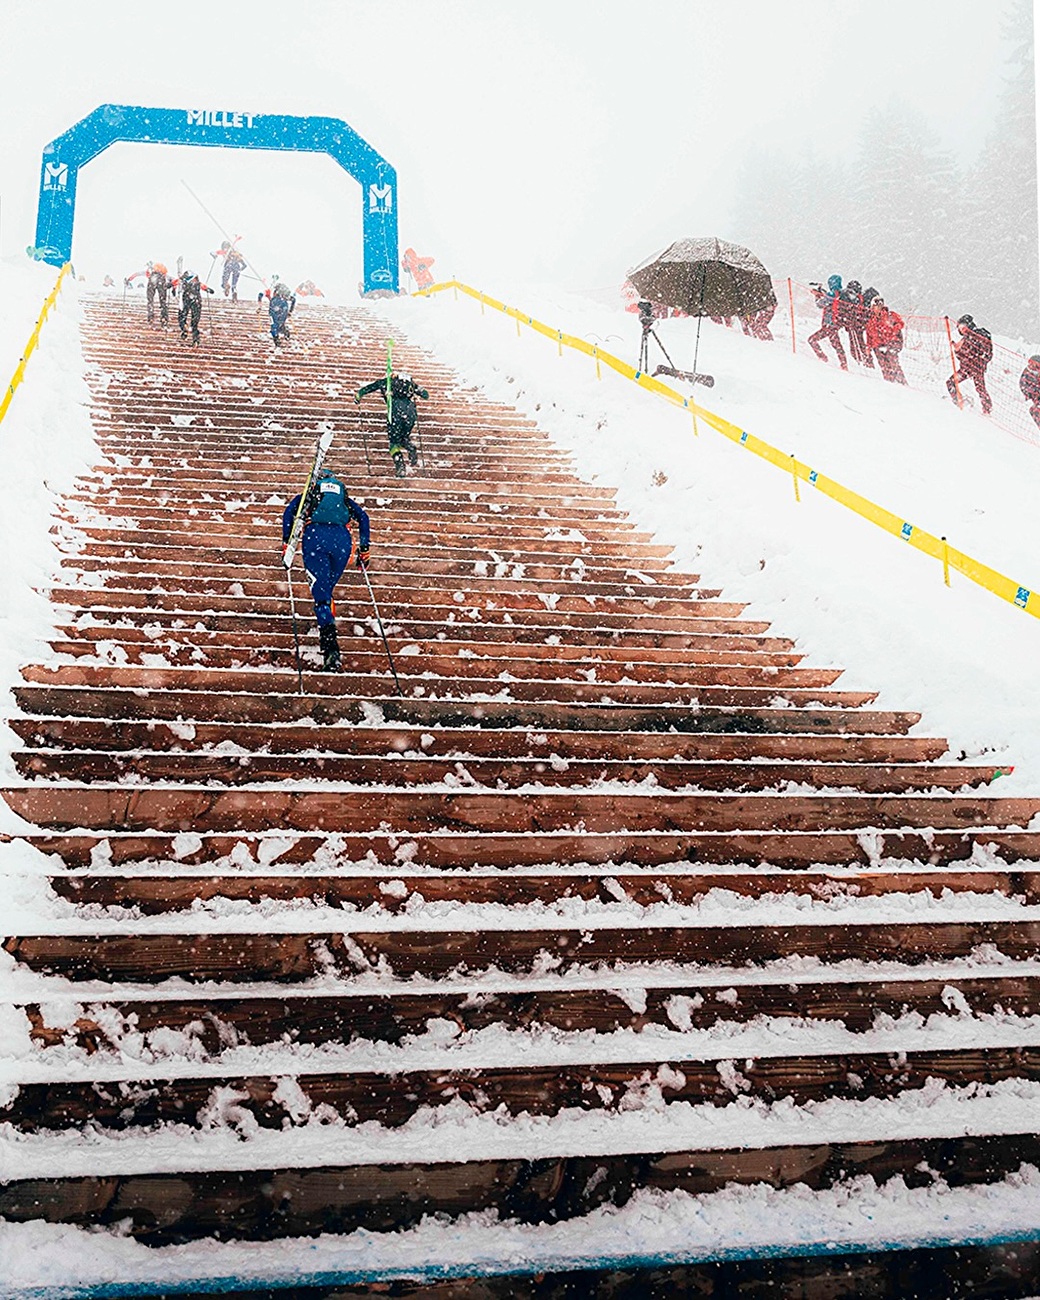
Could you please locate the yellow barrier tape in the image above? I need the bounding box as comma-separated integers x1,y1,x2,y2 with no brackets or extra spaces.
417,279,1040,622
0,264,73,428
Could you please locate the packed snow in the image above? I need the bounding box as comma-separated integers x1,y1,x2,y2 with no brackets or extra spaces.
376,284,1040,796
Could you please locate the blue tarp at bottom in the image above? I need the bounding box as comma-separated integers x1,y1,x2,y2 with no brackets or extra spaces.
7,1226,1040,1299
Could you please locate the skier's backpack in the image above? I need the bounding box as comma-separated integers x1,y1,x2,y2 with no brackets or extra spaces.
309,474,352,526
975,327,993,366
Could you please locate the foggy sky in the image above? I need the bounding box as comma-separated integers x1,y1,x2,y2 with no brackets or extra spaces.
0,0,1029,300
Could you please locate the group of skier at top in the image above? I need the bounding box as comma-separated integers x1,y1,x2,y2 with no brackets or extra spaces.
803,273,1040,429
125,241,323,349
124,238,431,676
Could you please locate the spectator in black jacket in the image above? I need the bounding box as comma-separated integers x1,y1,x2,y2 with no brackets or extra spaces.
842,280,873,368
946,314,993,415
174,271,215,347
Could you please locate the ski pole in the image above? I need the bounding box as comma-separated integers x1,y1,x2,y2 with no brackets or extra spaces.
360,425,372,474
358,561,403,696
286,572,305,695
180,181,267,291
414,417,426,468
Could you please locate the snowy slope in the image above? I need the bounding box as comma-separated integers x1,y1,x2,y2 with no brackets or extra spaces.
0,261,98,785
378,285,1040,797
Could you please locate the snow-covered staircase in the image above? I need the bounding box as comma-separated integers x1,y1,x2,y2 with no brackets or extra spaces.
1,295,1039,1293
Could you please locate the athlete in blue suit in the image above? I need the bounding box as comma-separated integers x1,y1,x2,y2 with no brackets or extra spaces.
283,471,371,671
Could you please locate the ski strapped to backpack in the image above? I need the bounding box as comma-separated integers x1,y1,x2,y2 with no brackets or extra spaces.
283,429,335,570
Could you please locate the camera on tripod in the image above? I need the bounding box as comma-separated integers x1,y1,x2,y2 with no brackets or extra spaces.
633,296,715,389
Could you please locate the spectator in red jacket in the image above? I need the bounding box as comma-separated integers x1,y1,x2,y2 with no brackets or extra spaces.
741,304,775,341
1019,354,1040,430
402,247,436,292
946,314,993,415
865,298,907,385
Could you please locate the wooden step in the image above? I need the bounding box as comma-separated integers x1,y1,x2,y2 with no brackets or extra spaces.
20,664,877,710
7,918,1040,983
16,826,1036,870
47,591,765,639
0,1132,1033,1245
51,608,789,649
9,717,950,763
22,972,1040,1053
47,641,836,690
59,561,715,609
44,864,1040,912
14,685,913,733
12,785,1027,836
14,749,1002,795
7,1045,1040,1136
50,624,809,668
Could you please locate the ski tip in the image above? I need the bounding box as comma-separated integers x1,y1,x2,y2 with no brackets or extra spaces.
319,431,335,450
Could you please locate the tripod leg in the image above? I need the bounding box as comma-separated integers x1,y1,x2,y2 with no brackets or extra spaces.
651,328,676,371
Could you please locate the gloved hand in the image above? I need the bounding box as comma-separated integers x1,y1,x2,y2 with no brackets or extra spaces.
419,388,429,400
353,394,362,404
356,548,370,569
206,287,215,295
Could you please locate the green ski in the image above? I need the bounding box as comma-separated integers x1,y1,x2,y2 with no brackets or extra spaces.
385,337,394,427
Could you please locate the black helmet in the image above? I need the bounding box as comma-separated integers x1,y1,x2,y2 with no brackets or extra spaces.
183,270,196,281
957,314,975,328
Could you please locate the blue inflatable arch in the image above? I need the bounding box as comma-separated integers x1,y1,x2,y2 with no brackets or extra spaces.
33,103,399,293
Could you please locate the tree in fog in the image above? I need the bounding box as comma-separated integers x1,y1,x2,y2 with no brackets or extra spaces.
730,149,850,285
730,114,963,313
727,0,1038,339
962,0,1039,338
846,103,963,316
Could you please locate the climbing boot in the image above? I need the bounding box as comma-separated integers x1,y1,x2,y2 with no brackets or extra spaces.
319,623,342,672
392,452,407,478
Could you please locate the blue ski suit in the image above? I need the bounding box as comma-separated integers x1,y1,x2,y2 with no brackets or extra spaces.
283,476,370,627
